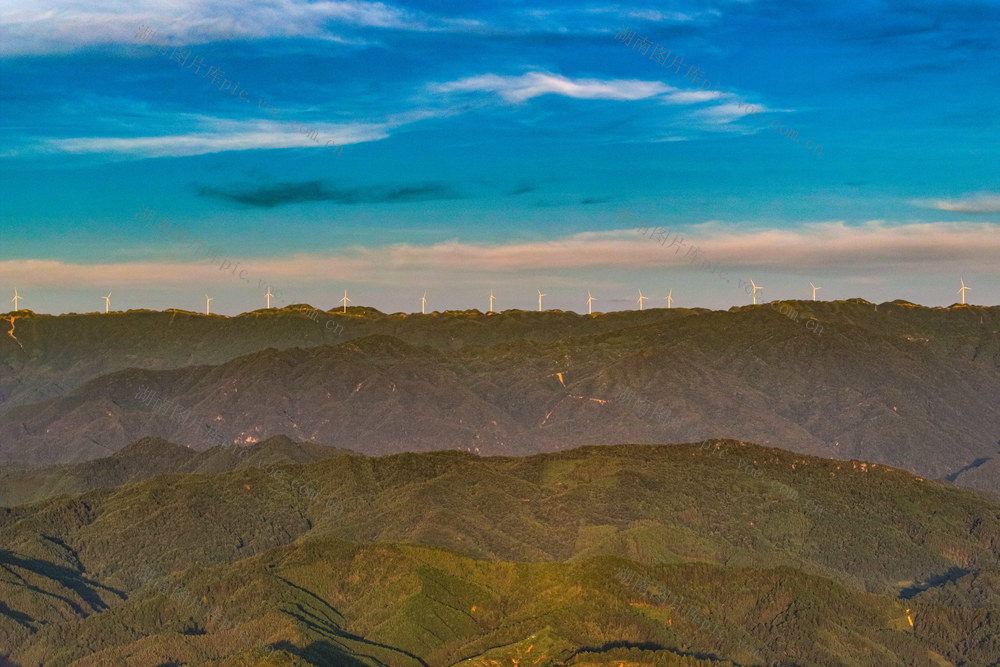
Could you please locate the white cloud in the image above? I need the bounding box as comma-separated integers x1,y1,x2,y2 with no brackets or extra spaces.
662,90,721,104
0,0,479,55
625,9,695,21
432,72,675,103
910,193,1000,213
430,71,784,140
694,101,769,123
582,6,718,23
46,122,385,158
34,110,426,157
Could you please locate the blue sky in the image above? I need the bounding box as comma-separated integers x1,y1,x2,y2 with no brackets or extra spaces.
1,0,997,316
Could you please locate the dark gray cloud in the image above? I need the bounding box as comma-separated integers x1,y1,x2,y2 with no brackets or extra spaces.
529,197,609,208
509,183,539,196
195,180,464,209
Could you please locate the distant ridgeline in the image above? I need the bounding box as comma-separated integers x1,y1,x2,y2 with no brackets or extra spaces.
0,300,997,502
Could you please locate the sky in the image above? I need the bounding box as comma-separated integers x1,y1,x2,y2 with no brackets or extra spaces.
1,0,998,316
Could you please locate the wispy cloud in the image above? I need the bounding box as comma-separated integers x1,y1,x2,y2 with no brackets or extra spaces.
0,0,481,55
20,103,467,159
41,118,390,158
348,221,1000,273
431,71,775,140
4,221,997,290
432,72,674,103
662,90,721,104
625,9,697,22
579,5,718,23
694,102,772,124
910,193,1000,213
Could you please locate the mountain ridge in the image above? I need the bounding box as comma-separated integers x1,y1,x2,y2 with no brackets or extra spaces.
3,301,997,500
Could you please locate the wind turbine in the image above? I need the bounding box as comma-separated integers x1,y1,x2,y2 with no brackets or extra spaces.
664,289,673,309
11,289,22,311
810,282,821,301
750,280,763,305
339,289,352,313
537,289,546,312
488,290,495,314
205,295,213,315
958,278,971,305
265,287,273,308
587,290,597,315
102,292,111,314
420,290,427,314
637,289,648,311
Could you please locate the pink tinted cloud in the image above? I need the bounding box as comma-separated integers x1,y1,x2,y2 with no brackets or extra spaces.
4,221,998,291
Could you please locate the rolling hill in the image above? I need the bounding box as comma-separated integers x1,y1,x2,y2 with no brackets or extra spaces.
1,440,998,665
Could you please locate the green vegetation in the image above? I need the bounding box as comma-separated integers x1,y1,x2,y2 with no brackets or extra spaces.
1,440,997,665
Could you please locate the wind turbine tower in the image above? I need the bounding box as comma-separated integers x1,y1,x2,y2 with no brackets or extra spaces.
587,290,597,315
958,278,971,305
637,289,648,311
421,290,427,314
489,290,495,314
340,289,352,313
537,289,546,312
205,295,213,315
266,287,273,308
810,282,821,301
750,280,764,305
11,289,22,311
664,289,673,309
102,292,111,314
